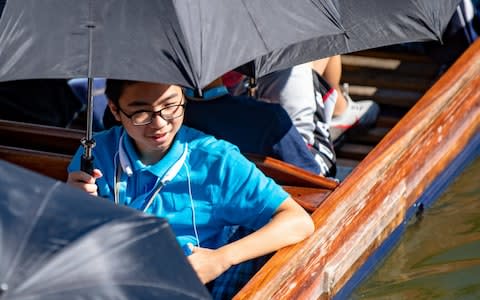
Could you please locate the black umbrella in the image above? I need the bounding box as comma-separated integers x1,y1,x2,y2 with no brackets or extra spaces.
0,160,211,300
0,0,461,167
0,0,345,88
0,0,344,172
236,0,462,80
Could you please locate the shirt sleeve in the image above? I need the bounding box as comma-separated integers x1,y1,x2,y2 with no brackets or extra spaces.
212,147,289,230
67,146,83,173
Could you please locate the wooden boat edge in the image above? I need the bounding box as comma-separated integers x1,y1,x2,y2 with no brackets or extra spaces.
234,40,480,299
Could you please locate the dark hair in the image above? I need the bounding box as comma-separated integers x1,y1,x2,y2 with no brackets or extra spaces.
104,79,135,106
103,79,187,129
105,80,187,105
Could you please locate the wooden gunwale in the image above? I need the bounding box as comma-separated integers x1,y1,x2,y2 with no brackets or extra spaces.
0,119,83,154
234,40,480,299
0,145,70,181
0,120,338,189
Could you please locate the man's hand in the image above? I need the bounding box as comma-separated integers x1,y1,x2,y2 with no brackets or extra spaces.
187,244,232,284
67,169,103,196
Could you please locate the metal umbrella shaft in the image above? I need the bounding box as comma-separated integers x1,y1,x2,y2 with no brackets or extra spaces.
80,22,96,175
80,77,95,175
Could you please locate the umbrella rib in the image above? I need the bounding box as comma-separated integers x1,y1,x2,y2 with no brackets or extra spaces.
240,0,269,51
13,220,207,299
15,217,168,292
309,0,346,32
3,181,62,283
168,2,200,88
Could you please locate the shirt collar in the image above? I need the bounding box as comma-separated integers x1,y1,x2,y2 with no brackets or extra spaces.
122,127,187,178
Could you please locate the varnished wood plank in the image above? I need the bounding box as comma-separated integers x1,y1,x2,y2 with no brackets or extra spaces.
0,119,83,154
282,186,331,213
0,145,70,181
234,39,480,299
326,76,480,297
245,153,338,190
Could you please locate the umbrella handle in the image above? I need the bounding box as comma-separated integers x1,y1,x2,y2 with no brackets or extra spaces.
81,154,94,175
80,137,96,175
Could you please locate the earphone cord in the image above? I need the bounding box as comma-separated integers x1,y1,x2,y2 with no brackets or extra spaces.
184,161,200,247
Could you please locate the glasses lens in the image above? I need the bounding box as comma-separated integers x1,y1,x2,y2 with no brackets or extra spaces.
131,111,152,125
161,104,184,120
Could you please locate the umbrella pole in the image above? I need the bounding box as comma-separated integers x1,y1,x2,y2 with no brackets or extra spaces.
80,21,96,175
80,77,95,174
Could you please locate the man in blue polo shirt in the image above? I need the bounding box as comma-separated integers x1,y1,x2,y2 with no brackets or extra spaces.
67,80,314,298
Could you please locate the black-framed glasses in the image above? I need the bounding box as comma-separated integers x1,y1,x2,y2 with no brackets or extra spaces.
118,102,186,126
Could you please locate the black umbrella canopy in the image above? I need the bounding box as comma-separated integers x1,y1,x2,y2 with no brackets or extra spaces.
0,0,340,170
237,0,463,78
0,160,211,300
0,0,344,89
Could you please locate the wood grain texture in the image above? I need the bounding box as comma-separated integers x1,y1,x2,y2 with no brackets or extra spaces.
282,186,331,213
234,39,480,300
0,145,70,181
245,153,339,190
0,119,83,154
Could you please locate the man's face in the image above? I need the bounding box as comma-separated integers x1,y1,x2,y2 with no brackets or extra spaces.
110,82,184,162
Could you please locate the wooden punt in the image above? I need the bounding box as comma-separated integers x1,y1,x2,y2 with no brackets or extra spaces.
234,40,480,299
0,40,479,298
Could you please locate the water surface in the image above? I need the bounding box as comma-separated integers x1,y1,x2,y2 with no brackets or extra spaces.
352,156,480,300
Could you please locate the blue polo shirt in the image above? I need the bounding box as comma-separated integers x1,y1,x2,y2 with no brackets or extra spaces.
68,125,289,251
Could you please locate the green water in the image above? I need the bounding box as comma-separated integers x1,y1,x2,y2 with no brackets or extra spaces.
351,156,480,300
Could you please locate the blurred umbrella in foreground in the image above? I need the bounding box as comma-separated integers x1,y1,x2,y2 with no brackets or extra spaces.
0,160,211,300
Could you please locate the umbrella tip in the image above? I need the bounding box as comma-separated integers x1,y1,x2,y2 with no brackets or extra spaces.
0,283,8,296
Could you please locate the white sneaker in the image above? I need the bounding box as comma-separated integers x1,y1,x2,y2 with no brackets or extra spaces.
330,83,380,142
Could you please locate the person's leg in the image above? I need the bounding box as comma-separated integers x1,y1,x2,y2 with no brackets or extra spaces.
256,64,317,146
316,55,348,116
311,57,329,75
311,55,380,143
255,64,336,176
